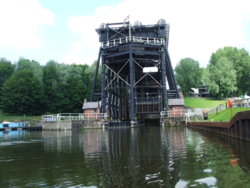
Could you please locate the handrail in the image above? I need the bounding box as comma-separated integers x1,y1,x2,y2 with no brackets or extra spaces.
207,98,250,115
42,113,108,122
101,36,165,49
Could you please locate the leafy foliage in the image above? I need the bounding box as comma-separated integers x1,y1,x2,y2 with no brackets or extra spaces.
175,58,202,96
0,58,15,88
210,47,250,95
2,70,45,115
0,57,99,115
204,57,237,99
17,58,43,81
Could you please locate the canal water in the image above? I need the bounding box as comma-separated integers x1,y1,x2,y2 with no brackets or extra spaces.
1,127,250,187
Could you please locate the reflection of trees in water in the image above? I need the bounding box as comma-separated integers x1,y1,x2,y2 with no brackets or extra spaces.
194,129,250,172
178,128,250,188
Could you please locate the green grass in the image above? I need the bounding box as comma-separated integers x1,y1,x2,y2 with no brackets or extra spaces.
208,107,250,122
0,109,41,122
184,97,227,108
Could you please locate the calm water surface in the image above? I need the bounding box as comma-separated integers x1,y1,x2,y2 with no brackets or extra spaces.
1,127,250,187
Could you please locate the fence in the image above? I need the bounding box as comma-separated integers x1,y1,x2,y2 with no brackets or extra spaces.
207,98,250,115
42,113,108,122
101,36,165,49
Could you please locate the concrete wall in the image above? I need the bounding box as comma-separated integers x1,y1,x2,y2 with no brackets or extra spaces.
72,120,104,131
187,110,250,141
42,120,72,131
42,119,104,131
161,118,185,127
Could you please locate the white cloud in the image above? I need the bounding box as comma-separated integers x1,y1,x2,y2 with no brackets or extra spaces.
64,0,250,67
0,0,55,50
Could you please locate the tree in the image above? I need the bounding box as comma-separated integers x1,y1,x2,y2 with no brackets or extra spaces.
175,58,202,96
43,60,65,113
1,70,45,115
16,58,43,82
63,65,86,112
210,47,250,95
205,57,237,99
0,59,15,107
0,58,15,88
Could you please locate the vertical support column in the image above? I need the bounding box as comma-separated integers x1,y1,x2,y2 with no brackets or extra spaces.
129,44,136,124
90,48,101,101
107,70,112,118
101,53,107,114
161,48,168,112
111,71,116,119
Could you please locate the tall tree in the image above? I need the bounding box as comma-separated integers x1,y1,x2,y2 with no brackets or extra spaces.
43,60,65,113
175,58,201,96
210,47,250,95
1,70,45,115
17,58,43,81
63,65,86,112
0,58,15,89
0,59,15,107
205,57,237,99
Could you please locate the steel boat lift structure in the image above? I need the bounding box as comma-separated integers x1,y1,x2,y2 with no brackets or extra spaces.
91,19,180,126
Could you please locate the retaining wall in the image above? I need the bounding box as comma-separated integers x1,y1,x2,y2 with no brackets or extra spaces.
187,110,250,141
42,119,104,131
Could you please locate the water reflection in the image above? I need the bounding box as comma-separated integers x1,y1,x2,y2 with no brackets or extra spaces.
0,127,250,187
80,127,186,187
82,129,105,157
193,129,250,172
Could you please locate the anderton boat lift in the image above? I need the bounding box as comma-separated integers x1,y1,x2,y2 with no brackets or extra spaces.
89,19,184,127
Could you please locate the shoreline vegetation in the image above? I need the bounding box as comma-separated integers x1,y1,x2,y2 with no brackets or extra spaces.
185,97,250,122
208,107,249,122
0,110,40,122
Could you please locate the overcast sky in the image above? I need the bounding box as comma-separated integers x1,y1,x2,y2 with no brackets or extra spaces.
0,0,250,67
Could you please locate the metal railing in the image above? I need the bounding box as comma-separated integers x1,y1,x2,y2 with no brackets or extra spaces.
207,98,250,115
42,113,108,122
101,36,165,49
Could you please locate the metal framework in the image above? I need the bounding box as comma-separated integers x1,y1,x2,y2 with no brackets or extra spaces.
91,20,179,124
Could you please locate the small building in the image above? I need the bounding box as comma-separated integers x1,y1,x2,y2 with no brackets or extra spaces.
168,98,185,117
82,99,101,117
